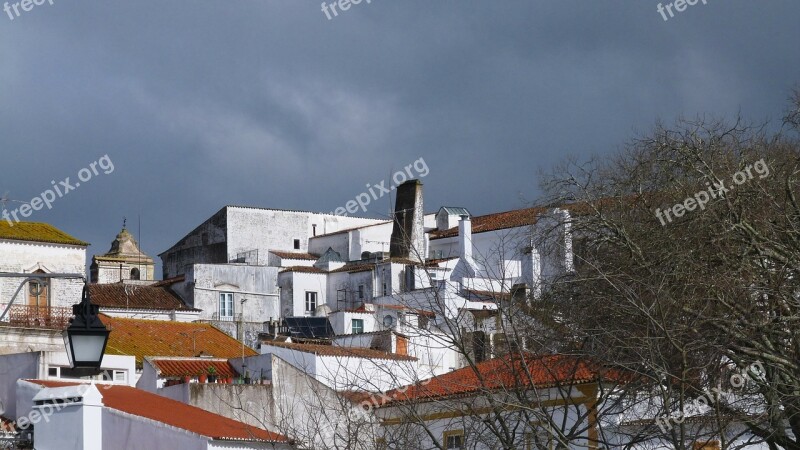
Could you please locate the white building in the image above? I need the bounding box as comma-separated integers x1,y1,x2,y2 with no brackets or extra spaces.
0,221,88,313
158,206,384,344
14,380,293,449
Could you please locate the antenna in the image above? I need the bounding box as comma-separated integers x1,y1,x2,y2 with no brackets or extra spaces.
0,192,25,211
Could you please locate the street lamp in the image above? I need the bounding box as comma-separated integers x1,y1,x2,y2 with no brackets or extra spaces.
63,285,110,369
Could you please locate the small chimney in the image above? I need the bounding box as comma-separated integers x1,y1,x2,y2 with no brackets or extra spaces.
451,214,479,281
458,215,473,262
389,180,425,262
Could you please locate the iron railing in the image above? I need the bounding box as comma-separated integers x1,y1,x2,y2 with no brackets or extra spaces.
0,304,72,329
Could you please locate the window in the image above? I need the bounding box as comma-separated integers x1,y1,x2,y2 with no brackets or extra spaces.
219,293,234,319
419,314,430,330
382,283,388,296
305,292,318,313
293,239,301,250
358,284,365,299
130,268,140,280
113,370,127,383
28,270,49,307
443,430,464,449
352,319,364,334
48,367,58,377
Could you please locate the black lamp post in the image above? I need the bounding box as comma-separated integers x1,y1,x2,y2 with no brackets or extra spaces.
63,285,110,369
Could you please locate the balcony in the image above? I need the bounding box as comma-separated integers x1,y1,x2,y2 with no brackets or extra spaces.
0,304,72,330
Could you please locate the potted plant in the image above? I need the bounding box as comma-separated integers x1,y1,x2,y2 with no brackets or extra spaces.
182,374,191,384
198,370,207,384
243,370,251,385
226,376,234,384
207,366,218,383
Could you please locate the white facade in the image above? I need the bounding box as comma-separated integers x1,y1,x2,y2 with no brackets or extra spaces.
186,263,280,323
0,239,86,310
260,343,418,392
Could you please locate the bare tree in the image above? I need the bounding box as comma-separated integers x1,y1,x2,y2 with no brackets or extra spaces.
538,94,800,449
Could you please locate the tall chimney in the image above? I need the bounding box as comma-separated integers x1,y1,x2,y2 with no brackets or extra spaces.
451,214,479,281
389,180,424,262
458,215,473,262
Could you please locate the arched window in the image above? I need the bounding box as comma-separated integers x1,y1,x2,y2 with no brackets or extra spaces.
130,268,141,280
28,269,49,308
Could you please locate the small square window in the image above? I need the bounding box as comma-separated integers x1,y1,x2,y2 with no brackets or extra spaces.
352,319,364,334
48,367,58,377
444,431,464,449
219,293,234,319
358,284,365,299
305,292,318,312
294,239,301,250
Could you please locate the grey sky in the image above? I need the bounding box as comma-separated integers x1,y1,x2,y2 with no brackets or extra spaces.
1,0,799,276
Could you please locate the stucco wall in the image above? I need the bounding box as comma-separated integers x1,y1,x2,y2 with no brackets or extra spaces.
0,327,63,355
189,264,280,322
0,240,86,309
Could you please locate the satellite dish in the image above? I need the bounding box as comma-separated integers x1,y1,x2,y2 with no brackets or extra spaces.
383,315,395,328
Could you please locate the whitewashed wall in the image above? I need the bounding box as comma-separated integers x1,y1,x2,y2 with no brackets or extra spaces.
0,240,86,309
189,264,280,322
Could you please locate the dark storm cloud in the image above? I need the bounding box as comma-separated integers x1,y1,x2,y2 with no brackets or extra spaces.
1,0,799,274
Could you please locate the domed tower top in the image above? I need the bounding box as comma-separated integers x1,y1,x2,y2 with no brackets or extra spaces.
91,224,155,283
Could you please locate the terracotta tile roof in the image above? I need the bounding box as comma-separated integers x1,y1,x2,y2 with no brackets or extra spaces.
329,263,375,274
149,358,237,378
263,341,417,362
378,304,436,318
0,221,88,246
89,284,196,311
429,206,549,240
269,250,319,260
152,275,185,287
99,314,257,368
0,416,16,433
279,266,326,274
27,380,289,443
378,354,616,405
425,256,458,266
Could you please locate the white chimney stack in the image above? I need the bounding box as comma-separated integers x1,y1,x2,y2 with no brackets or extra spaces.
451,215,479,281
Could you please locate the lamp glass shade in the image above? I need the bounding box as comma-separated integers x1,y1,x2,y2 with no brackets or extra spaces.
63,329,109,368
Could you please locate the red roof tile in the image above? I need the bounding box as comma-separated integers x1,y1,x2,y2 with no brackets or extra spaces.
0,416,16,433
99,315,257,368
379,354,617,405
149,358,237,378
378,304,436,318
270,250,319,260
27,380,289,443
429,206,549,240
89,284,195,311
153,275,185,287
263,341,417,362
